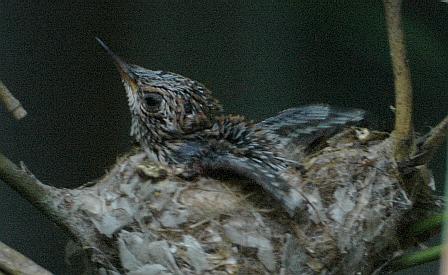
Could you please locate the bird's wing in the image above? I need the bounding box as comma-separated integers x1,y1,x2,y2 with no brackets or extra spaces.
200,153,302,216
257,104,366,150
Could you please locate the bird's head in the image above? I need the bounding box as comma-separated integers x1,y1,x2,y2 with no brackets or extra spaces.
96,38,223,143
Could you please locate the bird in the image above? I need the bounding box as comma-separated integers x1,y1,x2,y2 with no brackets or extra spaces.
96,38,365,216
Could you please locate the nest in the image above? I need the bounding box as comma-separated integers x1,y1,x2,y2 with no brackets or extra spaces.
42,128,439,274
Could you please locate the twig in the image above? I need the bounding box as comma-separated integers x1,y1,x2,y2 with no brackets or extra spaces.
422,115,448,153
0,152,56,217
418,114,448,163
0,150,103,273
400,114,448,167
0,151,74,237
0,81,27,120
384,0,415,161
0,241,52,275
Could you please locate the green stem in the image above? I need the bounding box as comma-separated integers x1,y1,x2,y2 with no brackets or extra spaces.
441,139,448,272
391,245,441,271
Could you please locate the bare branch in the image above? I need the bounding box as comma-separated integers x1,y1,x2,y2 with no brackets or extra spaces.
0,241,52,275
0,152,55,216
420,114,448,160
0,81,27,120
400,114,448,167
384,0,415,161
0,151,76,238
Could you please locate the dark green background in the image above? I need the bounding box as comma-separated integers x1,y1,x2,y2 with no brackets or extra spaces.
0,1,446,274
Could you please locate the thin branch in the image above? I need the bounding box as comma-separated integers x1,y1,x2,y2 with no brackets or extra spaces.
0,151,98,258
0,151,71,233
401,114,448,167
0,84,90,241
0,81,27,120
384,0,415,161
0,241,52,275
0,152,54,214
419,114,448,162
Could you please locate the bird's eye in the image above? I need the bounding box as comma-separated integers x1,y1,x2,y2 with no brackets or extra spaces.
143,93,163,112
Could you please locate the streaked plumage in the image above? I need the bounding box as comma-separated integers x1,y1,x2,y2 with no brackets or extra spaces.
97,38,365,215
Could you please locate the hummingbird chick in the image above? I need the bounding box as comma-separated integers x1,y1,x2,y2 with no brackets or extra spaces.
96,38,365,216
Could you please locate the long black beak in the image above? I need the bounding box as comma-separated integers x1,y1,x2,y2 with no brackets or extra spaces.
95,37,135,82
